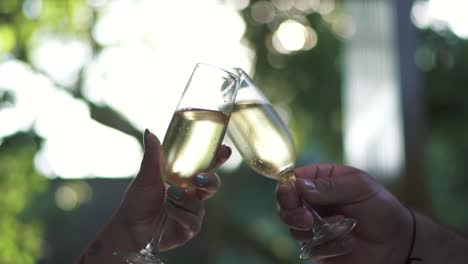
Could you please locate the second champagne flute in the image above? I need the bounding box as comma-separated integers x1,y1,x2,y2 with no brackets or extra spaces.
115,63,239,264
228,68,356,260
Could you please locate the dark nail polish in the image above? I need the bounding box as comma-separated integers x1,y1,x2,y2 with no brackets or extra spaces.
144,129,150,149
226,146,232,156
196,174,209,187
168,185,184,199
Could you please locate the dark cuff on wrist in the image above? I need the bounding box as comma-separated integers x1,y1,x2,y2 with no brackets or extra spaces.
405,208,423,263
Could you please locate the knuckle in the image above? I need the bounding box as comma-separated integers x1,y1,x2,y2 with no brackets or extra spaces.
315,177,336,193
187,222,201,238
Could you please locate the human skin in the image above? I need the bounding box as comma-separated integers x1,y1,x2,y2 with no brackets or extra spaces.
276,163,468,263
76,130,231,264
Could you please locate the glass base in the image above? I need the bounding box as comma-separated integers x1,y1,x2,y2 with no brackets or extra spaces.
300,218,356,260
114,249,164,264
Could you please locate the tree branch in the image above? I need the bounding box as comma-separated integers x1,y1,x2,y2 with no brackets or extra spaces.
19,59,143,146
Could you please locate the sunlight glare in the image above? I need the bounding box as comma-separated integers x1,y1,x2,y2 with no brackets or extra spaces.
273,20,317,54
412,0,468,39
0,59,142,179
1,0,252,178
30,32,92,87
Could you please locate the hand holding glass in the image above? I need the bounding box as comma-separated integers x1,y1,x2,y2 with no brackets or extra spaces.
115,64,239,264
228,69,356,260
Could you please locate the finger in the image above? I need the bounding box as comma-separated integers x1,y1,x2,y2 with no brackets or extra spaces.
159,212,201,251
276,181,301,210
295,165,377,206
160,194,205,251
296,175,376,206
209,145,232,171
166,186,203,214
294,164,318,180
121,129,164,222
132,129,164,188
192,172,221,200
294,163,342,180
279,207,314,230
290,228,314,241
296,163,364,180
165,202,204,240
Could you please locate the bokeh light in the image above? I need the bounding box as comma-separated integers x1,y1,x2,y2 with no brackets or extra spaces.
0,0,253,179
55,185,79,211
55,182,93,211
30,32,92,87
225,0,251,11
251,1,276,24
22,0,42,20
271,0,294,11
411,0,468,39
318,0,335,15
272,19,317,54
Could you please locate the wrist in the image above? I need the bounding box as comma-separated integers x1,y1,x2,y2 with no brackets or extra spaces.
404,209,423,263
77,212,137,264
411,213,468,263
389,205,414,263
411,213,432,262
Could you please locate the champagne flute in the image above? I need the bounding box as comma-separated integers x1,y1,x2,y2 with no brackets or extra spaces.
227,68,356,260
115,63,240,264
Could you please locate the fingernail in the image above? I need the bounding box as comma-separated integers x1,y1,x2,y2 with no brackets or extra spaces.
196,174,209,187
226,146,232,156
143,129,150,150
168,185,184,199
303,180,317,192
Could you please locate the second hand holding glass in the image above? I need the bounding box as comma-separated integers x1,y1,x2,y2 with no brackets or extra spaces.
228,69,357,260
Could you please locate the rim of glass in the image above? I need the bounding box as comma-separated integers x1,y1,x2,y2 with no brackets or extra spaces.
195,62,240,82
174,63,240,112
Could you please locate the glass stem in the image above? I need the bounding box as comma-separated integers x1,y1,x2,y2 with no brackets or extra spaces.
301,199,328,233
282,170,328,234
143,208,168,256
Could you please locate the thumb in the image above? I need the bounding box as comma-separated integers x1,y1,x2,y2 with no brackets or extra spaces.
132,129,164,188
295,165,377,207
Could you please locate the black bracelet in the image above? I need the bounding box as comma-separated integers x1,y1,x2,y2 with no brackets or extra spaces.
405,208,423,264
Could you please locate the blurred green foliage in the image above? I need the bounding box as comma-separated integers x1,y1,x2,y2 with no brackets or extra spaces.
0,133,47,264
241,0,468,232
417,29,468,229
0,0,90,61
241,8,344,161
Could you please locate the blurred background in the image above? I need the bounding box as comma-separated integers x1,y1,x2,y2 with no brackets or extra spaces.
0,0,467,263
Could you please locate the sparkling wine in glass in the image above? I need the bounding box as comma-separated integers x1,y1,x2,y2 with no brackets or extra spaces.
228,68,356,260
114,63,239,264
